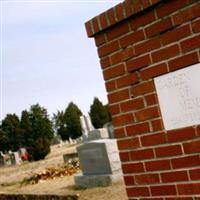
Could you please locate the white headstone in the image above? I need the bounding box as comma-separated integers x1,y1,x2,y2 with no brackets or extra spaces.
80,115,94,138
154,63,200,130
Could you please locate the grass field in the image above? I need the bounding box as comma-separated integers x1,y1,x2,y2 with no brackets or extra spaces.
0,143,127,200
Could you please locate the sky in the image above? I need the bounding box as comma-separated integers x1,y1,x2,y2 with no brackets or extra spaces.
0,0,122,121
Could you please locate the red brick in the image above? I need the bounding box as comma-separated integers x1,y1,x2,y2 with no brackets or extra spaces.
145,94,158,106
168,52,199,72
130,149,154,160
141,132,166,146
110,47,134,65
135,106,160,122
135,37,161,56
116,73,138,88
105,80,116,92
115,3,124,22
92,17,100,33
183,140,200,154
135,173,160,184
173,3,200,26
99,13,108,30
124,176,135,185
167,127,196,142
192,18,200,33
132,81,155,96
145,18,173,38
95,33,106,47
121,98,144,113
141,63,168,80
151,119,164,131
155,144,182,158
126,187,150,197
156,0,191,18
106,8,116,26
166,198,193,200
108,89,129,104
151,44,180,63
189,168,200,180
119,30,145,48
85,21,93,37
132,0,143,13
112,113,134,126
181,35,200,53
161,24,191,45
114,127,125,138
122,162,144,174
109,104,119,115
171,155,200,169
127,54,151,72
141,0,151,9
145,159,171,171
100,56,110,69
161,171,189,183
197,125,200,136
151,185,177,196
119,151,130,162
177,183,200,195
107,22,129,41
126,122,150,136
98,40,120,57
130,10,156,30
103,64,125,80
117,137,140,150
123,0,133,18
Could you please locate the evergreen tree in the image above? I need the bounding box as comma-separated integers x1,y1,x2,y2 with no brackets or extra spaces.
89,97,110,128
1,114,23,151
0,128,8,152
20,110,32,147
64,102,82,139
53,111,69,141
28,104,54,160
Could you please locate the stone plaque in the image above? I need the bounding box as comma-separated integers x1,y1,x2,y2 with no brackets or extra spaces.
154,63,200,130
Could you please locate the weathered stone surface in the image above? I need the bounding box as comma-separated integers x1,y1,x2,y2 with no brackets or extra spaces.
75,139,122,188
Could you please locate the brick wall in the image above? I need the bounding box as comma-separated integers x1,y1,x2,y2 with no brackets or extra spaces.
85,0,200,199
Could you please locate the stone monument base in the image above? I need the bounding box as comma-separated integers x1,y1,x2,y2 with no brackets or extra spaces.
74,172,122,188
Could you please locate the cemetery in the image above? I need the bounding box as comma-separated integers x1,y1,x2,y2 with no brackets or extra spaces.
0,0,200,199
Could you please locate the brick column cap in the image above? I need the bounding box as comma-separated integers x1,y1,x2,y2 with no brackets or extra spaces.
85,0,162,37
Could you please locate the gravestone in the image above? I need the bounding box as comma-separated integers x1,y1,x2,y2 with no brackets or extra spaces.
0,152,5,167
10,152,22,165
86,128,109,141
74,139,122,188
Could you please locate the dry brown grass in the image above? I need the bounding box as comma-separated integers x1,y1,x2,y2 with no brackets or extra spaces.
0,143,127,200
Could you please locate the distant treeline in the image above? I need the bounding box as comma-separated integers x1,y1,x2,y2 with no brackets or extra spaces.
0,97,111,161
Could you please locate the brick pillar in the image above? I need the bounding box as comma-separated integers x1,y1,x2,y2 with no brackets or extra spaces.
85,0,200,199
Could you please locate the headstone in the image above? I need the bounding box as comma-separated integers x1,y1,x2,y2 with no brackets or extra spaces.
80,115,94,139
154,63,200,130
103,122,114,139
0,152,5,167
87,128,109,141
63,152,78,163
74,139,122,188
10,152,22,165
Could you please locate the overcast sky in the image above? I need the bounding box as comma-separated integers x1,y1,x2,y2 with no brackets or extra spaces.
0,0,121,121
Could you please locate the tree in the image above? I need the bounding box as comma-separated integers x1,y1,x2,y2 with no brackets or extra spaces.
1,114,23,151
53,111,69,141
64,102,82,139
89,97,111,129
20,110,32,147
0,129,9,152
28,104,54,160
